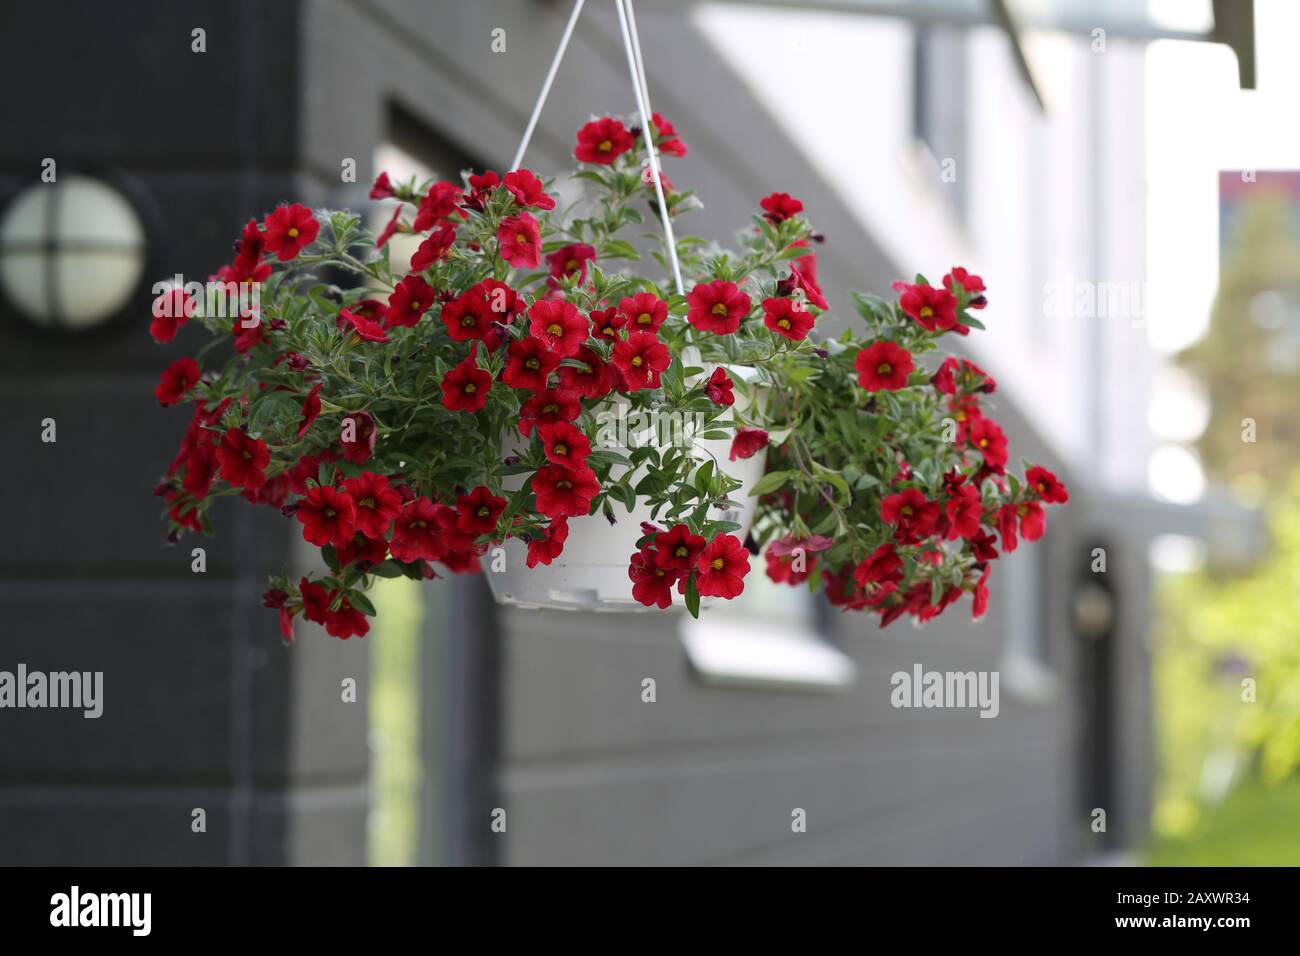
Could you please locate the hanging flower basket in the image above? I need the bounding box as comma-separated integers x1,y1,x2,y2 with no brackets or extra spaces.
148,0,1067,638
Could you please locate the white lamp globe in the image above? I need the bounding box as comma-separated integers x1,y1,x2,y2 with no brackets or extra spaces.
0,175,147,329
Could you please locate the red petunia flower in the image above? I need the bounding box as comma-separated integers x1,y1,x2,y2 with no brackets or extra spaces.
215,428,269,492
503,168,555,210
893,280,958,333
297,485,358,548
762,296,815,341
729,427,769,461
533,464,599,519
466,170,501,208
855,341,914,392
300,577,369,639
297,383,322,439
528,300,589,358
156,357,200,406
342,471,403,540
618,292,668,334
695,534,750,599
442,346,492,412
945,266,986,308
971,566,992,619
649,112,688,157
575,117,635,165
589,307,626,341
385,274,436,328
440,288,496,342
412,180,465,232
612,330,670,390
150,287,195,343
783,265,828,310
369,171,394,200
340,306,389,343
545,243,597,285
374,206,403,249
498,212,542,269
503,336,562,392
538,421,592,470
759,192,803,223
526,517,569,568
339,411,377,464
262,204,319,262
558,346,616,400
969,417,1008,469
518,387,581,436
765,542,817,586
854,543,903,589
655,524,706,572
945,484,984,541
410,224,457,271
1026,465,1069,504
687,280,751,334
456,485,507,535
336,531,389,570
629,547,678,608
704,367,735,406
881,488,941,544
389,498,447,563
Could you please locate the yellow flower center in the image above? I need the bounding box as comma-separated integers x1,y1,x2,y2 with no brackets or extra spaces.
631,355,643,367
711,558,725,571
554,443,567,456
287,227,299,238
526,358,540,370
516,233,528,244
920,306,933,318
566,259,578,270
598,139,613,152
477,507,490,517
547,323,563,336
557,480,573,490
638,313,652,325
464,383,476,393
710,303,728,316
877,363,892,375
900,505,913,517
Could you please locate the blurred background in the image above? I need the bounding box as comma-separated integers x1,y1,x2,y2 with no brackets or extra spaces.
0,0,1295,866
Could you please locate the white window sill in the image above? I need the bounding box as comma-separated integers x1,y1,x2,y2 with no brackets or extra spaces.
678,615,857,693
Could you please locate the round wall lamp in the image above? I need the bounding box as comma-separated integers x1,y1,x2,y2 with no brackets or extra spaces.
0,174,148,331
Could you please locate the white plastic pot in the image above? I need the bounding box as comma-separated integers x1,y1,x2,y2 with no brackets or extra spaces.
485,366,767,612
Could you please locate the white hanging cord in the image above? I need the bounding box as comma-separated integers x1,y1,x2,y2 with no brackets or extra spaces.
615,0,685,297
511,0,586,171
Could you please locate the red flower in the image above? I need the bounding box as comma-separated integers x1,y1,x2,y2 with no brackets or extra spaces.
340,411,376,464
559,346,616,399
969,417,1008,469
629,547,678,608
385,274,436,328
528,300,588,358
215,428,269,492
156,357,200,406
971,566,992,619
442,346,492,412
342,471,403,540
945,484,984,541
340,306,389,343
687,280,750,334
336,532,389,569
539,421,592,469
619,292,668,334
759,192,803,222
323,594,370,640
410,224,457,271
375,206,403,249
262,204,318,262
369,172,394,200
150,287,194,343
498,212,542,269
893,280,958,333
589,307,626,342
729,427,769,461
945,266,986,308
546,243,597,285
503,336,561,391
575,117,635,165
704,367,735,406
456,485,507,535
695,534,750,599
533,464,599,519
1018,500,1047,541
655,524,706,572
1026,465,1069,504
297,485,358,548
503,168,555,210
518,388,581,436
412,180,464,232
783,265,828,310
526,517,569,568
297,384,322,439
764,539,817,585
649,112,688,157
390,498,447,563
612,331,670,390
440,288,496,342
854,543,903,588
762,296,815,341
855,340,914,392
466,170,501,208
881,488,940,544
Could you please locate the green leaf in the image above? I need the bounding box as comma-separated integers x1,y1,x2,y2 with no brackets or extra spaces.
748,469,792,497
347,590,378,617
685,572,701,619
